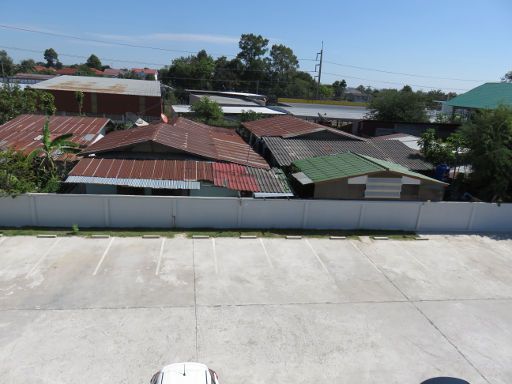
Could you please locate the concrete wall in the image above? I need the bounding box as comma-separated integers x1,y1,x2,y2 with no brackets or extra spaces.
0,194,511,233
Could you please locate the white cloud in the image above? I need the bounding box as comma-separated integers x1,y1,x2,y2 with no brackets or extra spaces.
90,32,239,45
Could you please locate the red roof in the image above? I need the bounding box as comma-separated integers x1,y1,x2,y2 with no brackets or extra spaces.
132,68,157,75
55,67,78,75
33,65,56,73
81,117,270,169
242,115,365,140
68,158,290,193
0,114,110,156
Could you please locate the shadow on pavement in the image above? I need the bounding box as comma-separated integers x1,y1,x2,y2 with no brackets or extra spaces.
421,378,470,384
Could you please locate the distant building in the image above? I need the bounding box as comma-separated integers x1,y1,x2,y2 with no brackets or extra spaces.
32,75,162,121
291,152,446,201
186,90,267,106
132,68,158,80
353,120,460,139
343,87,369,102
102,68,124,77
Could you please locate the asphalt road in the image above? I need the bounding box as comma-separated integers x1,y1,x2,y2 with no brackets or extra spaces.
1,235,511,384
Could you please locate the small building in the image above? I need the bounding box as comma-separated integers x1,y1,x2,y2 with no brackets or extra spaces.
186,90,267,106
291,152,446,201
65,158,292,197
445,82,512,112
353,119,460,139
172,104,284,118
80,116,269,169
0,114,110,160
261,135,432,172
32,75,162,121
240,114,365,147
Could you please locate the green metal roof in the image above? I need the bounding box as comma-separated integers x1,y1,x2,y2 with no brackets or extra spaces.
292,152,445,184
446,82,512,110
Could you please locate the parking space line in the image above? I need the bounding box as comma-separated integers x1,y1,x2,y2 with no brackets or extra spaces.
155,238,166,276
25,238,61,278
305,239,330,275
212,238,218,274
259,238,274,268
92,237,114,276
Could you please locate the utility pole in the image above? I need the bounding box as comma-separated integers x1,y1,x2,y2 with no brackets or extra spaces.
315,41,324,99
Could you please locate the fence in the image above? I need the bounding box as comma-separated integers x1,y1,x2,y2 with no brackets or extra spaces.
0,194,511,233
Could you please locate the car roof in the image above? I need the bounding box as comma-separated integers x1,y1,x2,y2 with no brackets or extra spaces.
161,362,211,384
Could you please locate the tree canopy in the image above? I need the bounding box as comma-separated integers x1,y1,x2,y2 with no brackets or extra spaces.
461,105,512,201
190,96,224,124
0,84,56,124
0,50,15,76
43,48,59,67
367,87,428,122
86,54,102,70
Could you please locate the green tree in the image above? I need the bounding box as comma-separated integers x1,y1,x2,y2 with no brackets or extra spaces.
86,54,102,70
29,118,80,192
0,149,38,196
18,59,36,73
237,34,269,93
367,88,428,122
461,105,512,201
502,70,512,82
418,128,455,166
190,96,224,124
240,110,264,122
43,48,59,68
332,80,347,99
75,91,84,115
318,84,333,99
0,84,56,124
0,50,15,76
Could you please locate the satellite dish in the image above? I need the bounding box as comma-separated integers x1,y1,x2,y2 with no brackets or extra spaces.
161,113,169,123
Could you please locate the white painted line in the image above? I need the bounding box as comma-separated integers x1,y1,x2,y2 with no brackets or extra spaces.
92,237,114,276
212,238,218,274
26,238,61,278
155,238,166,276
305,238,330,275
259,238,274,268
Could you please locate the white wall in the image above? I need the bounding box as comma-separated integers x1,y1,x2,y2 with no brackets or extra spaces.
0,194,511,233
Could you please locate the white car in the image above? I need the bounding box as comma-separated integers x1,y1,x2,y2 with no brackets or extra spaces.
150,362,220,384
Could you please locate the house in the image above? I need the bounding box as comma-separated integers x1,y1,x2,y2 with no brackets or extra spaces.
132,68,158,80
172,105,284,118
343,87,369,102
290,152,446,201
0,114,110,160
187,90,267,106
260,136,432,172
80,117,269,168
32,75,162,121
65,117,294,197
65,158,292,197
239,114,365,146
102,68,124,77
445,82,512,112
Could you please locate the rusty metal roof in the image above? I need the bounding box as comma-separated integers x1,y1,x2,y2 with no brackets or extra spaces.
262,136,432,171
32,75,161,97
82,117,270,169
0,114,110,156
242,115,365,140
67,157,291,194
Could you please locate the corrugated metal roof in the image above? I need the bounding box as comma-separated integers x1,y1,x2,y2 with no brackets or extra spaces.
293,152,445,184
242,115,364,140
279,103,368,121
262,136,432,171
68,157,291,194
32,75,161,97
0,114,110,157
65,176,201,189
82,117,270,169
172,105,284,115
446,83,512,110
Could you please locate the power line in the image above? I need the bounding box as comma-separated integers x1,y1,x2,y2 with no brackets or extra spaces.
321,71,470,91
0,24,480,85
323,60,490,83
0,24,316,62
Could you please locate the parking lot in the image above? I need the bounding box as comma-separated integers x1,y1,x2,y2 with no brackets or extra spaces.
1,235,512,384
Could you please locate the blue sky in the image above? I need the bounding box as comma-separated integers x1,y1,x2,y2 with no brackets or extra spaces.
1,0,511,92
